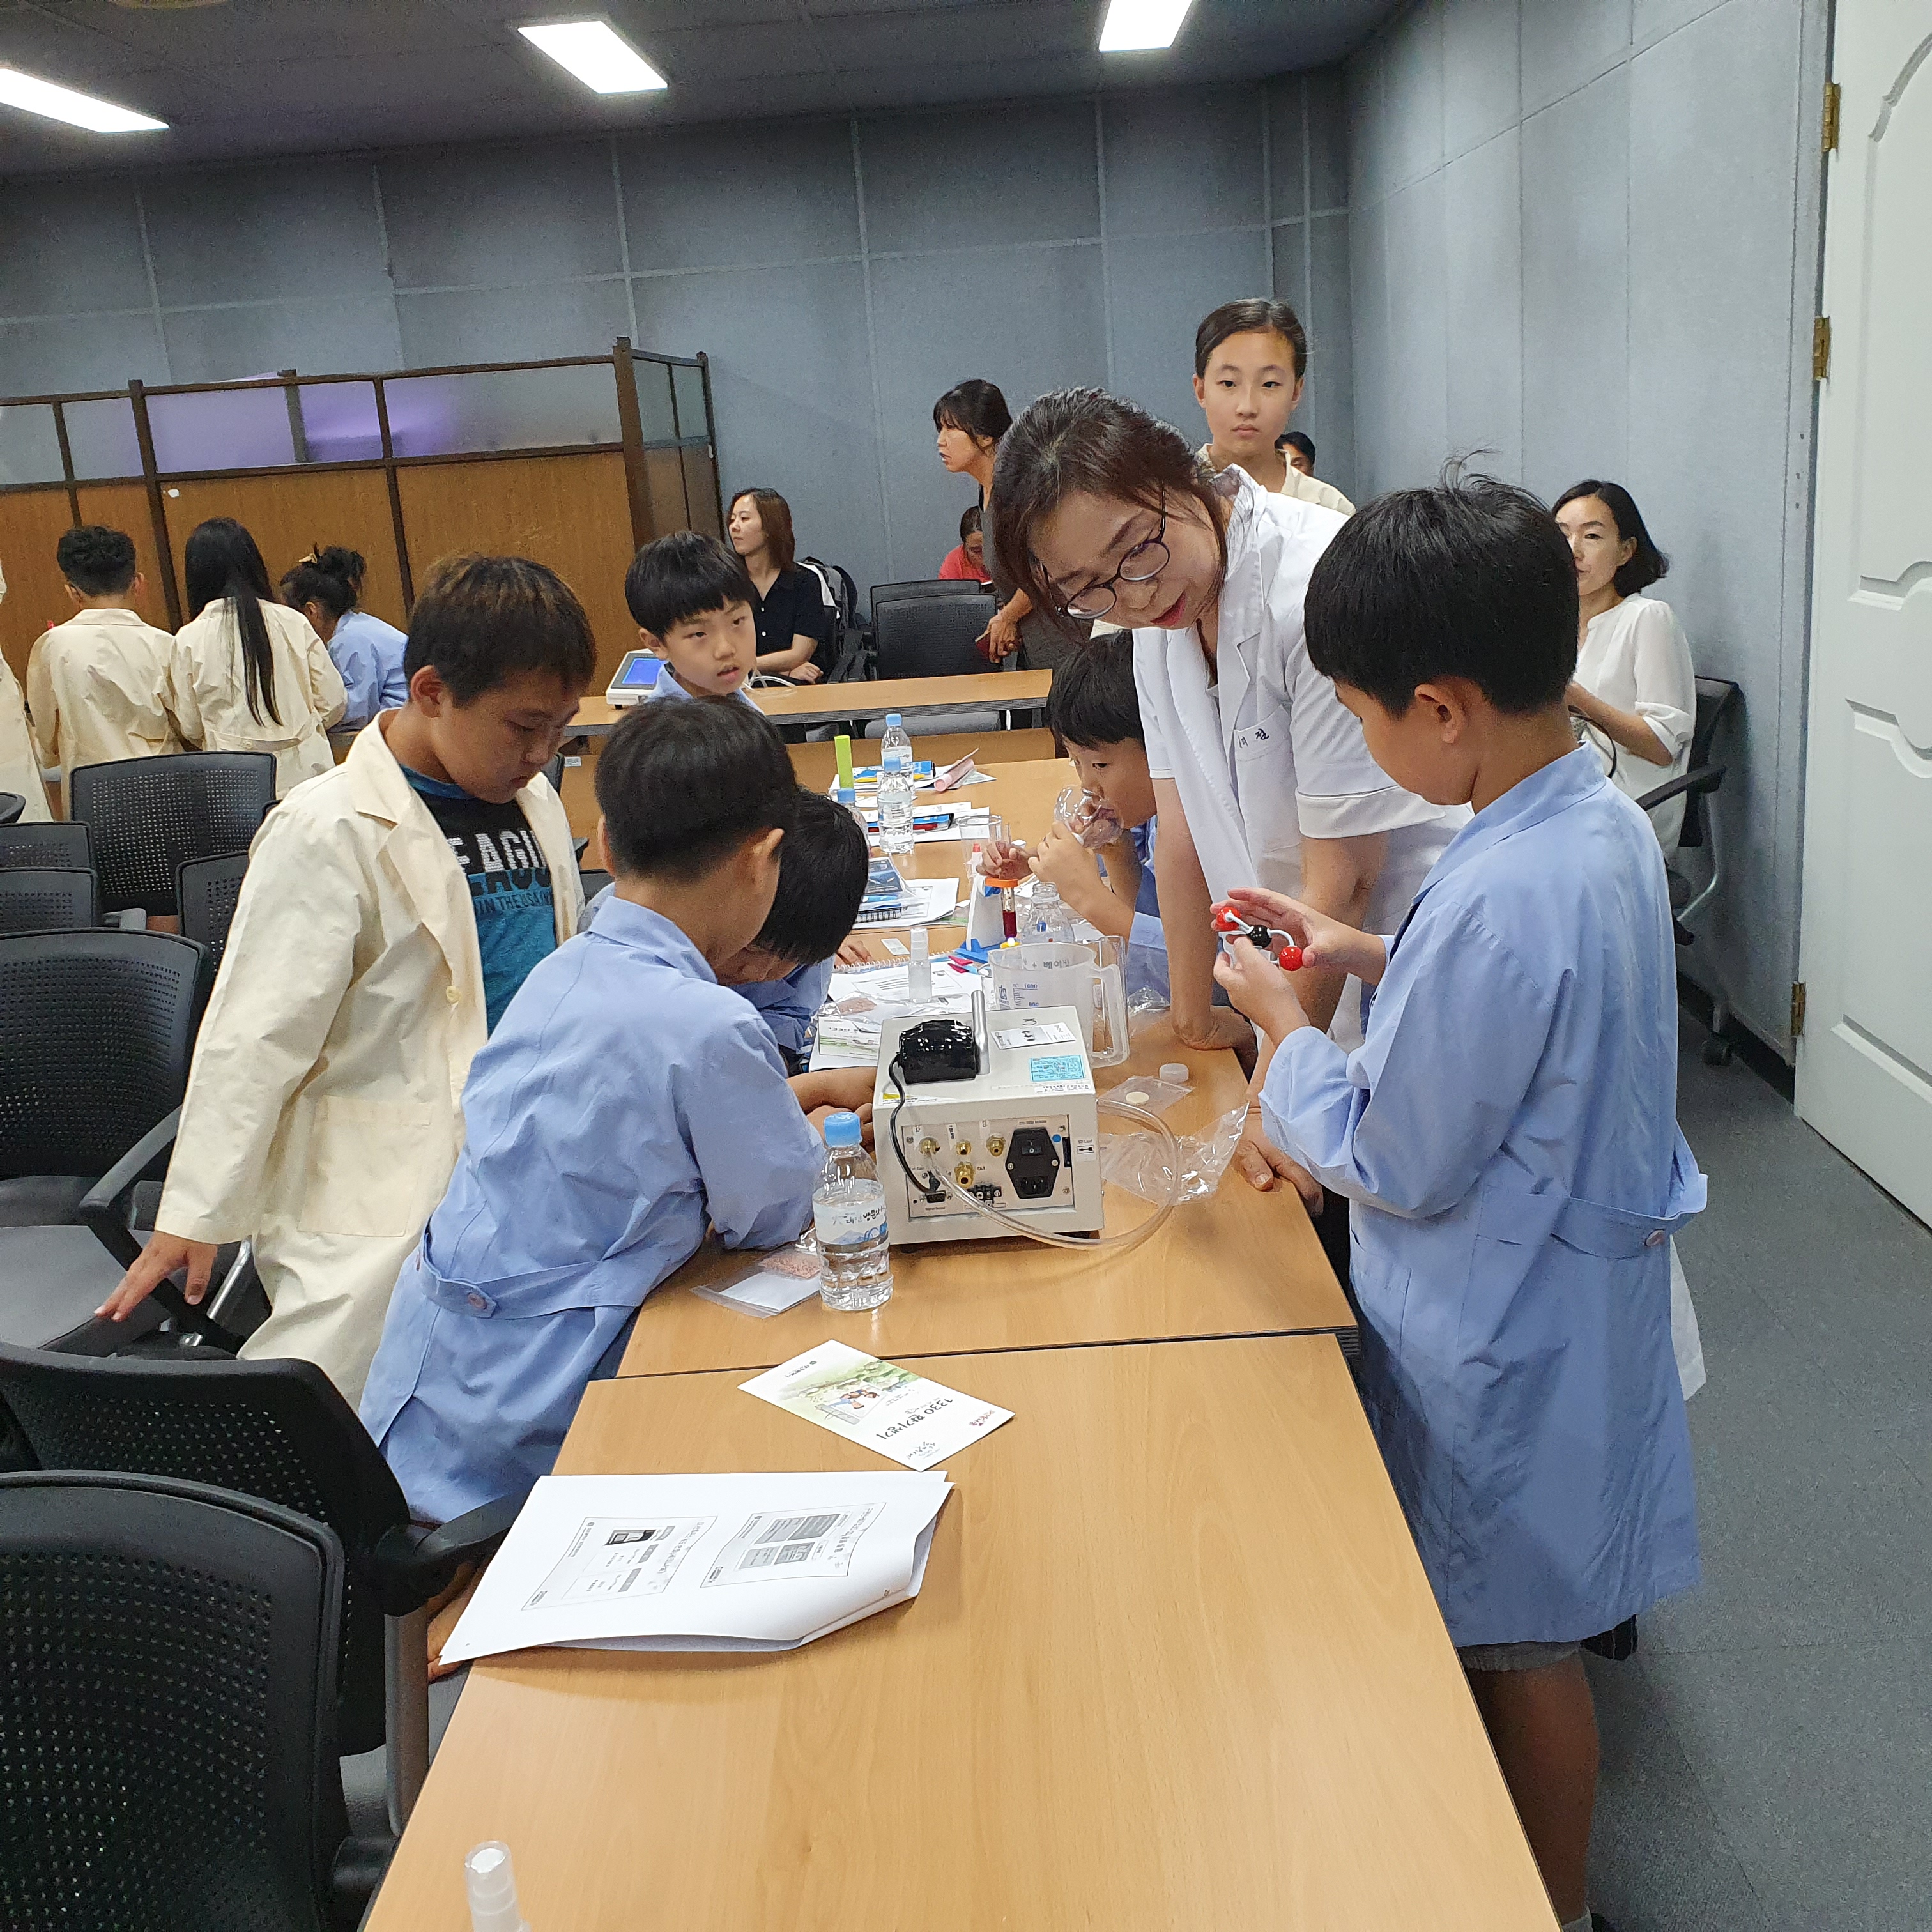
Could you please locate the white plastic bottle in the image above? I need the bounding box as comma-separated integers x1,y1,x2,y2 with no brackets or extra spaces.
813,1112,893,1312
877,712,916,855
465,1841,530,1932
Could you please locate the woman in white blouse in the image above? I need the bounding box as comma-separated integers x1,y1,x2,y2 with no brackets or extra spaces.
1554,480,1696,849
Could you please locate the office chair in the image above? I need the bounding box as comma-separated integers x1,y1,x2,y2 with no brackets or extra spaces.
868,590,1005,733
0,792,23,826
0,1344,525,1836
1638,675,1741,1066
0,866,98,934
69,750,275,917
0,820,91,871
868,578,991,615
0,1469,390,1931
0,928,236,1354
177,850,249,977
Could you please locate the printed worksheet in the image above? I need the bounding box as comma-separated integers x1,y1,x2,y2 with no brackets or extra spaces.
441,1471,951,1662
740,1340,1014,1471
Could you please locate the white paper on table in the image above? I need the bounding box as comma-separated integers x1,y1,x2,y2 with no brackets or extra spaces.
690,1251,824,1318
741,1340,1013,1471
441,1470,953,1661
810,963,980,1070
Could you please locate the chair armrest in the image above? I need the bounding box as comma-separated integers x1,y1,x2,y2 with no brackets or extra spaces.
77,1110,180,1269
75,1110,246,1347
371,1489,526,1613
1636,762,1726,815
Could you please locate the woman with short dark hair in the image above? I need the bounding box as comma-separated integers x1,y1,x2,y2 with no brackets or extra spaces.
1553,480,1696,850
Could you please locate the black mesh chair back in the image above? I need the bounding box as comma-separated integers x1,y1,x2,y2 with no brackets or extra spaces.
873,591,999,680
0,820,91,871
70,751,275,916
0,930,202,1183
0,793,23,826
177,850,249,972
0,867,97,934
1675,677,1740,852
0,1344,415,1757
0,1470,357,1932
869,578,992,617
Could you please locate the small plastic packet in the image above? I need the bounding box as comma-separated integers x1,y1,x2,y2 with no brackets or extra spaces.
1099,1101,1247,1205
1106,1075,1192,1116
1126,983,1171,1036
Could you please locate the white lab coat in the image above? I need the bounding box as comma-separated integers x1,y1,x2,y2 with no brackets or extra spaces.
153,719,583,1402
1133,466,1465,1043
1574,593,1696,850
0,563,52,822
27,606,181,807
169,597,346,796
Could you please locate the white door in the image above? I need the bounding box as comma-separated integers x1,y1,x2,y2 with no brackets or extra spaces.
1795,2,1932,1223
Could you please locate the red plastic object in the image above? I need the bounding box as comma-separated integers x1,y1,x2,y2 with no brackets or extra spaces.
1276,942,1303,972
1209,901,1246,935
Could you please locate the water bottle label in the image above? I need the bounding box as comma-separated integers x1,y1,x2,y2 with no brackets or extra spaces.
814,1196,887,1246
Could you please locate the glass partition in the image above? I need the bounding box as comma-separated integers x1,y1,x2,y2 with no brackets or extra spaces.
0,402,65,487
63,397,142,480
298,381,384,463
385,363,622,459
148,383,297,474
671,362,709,443
631,358,678,445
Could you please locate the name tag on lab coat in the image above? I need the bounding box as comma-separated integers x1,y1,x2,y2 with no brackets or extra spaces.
1233,723,1280,758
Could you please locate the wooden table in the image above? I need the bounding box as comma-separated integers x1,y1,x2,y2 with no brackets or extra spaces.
364,1336,1556,1932
624,1006,1350,1376
786,727,1058,793
572,670,1052,737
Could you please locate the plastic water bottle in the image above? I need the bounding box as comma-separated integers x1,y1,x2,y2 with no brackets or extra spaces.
835,783,865,831
877,713,916,855
814,1112,893,1312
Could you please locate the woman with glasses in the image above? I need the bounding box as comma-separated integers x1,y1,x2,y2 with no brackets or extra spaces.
988,387,1463,1205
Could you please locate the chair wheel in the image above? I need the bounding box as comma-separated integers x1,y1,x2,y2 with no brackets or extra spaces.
1701,1035,1734,1068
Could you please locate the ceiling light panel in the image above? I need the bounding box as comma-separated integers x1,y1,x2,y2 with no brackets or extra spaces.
0,67,167,132
518,19,667,94
1097,0,1196,53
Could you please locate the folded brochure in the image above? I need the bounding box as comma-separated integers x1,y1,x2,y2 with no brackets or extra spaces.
740,1340,1013,1471
440,1469,952,1660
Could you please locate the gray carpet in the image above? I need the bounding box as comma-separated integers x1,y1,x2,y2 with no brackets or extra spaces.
1589,1015,1932,1931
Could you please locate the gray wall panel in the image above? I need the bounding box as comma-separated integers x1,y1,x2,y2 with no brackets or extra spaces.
1301,212,1357,497
1442,129,1522,478
1520,65,1629,493
0,312,169,395
1305,67,1351,209
379,141,622,288
1384,0,1446,190
859,101,1099,254
394,279,633,367
0,179,151,318
1346,0,1822,1057
141,160,392,306
1266,75,1308,217
161,296,406,385
1110,226,1269,440
617,120,861,271
1102,88,1264,235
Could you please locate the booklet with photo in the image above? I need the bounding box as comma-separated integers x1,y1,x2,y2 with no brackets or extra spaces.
741,1340,1013,1471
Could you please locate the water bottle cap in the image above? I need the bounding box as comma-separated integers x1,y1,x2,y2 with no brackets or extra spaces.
835,786,856,803
885,712,902,726
824,1110,864,1147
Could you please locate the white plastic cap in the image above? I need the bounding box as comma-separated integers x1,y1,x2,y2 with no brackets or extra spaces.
465,1841,529,1932
910,928,928,958
1159,1063,1190,1085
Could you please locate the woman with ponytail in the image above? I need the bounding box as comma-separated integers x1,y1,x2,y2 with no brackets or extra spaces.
171,517,346,795
282,546,408,730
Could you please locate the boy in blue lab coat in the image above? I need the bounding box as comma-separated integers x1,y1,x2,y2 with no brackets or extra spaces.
1213,477,1703,1932
361,701,874,1524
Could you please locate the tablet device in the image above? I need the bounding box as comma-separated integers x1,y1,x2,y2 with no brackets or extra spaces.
606,650,664,705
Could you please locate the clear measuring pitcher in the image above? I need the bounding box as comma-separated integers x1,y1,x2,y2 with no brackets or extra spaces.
986,934,1130,1067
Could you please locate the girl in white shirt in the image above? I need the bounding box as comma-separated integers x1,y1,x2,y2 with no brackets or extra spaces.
990,387,1462,1198
170,518,345,797
1553,480,1696,850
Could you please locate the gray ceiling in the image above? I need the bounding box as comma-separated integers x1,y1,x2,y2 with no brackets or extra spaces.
0,0,1395,177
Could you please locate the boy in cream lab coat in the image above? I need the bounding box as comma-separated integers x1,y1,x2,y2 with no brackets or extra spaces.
27,525,180,806
0,560,54,822
100,556,596,1402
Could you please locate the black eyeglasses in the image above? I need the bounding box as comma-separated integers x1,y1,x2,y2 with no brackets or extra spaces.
1061,509,1170,620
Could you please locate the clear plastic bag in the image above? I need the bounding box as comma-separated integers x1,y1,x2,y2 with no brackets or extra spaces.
1100,1101,1247,1205
1126,983,1170,1036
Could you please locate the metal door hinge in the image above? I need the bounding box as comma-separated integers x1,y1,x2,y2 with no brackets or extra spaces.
1822,80,1841,153
1791,982,1807,1038
1813,317,1831,381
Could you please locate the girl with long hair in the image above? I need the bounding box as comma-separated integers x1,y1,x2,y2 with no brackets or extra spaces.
171,517,345,795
